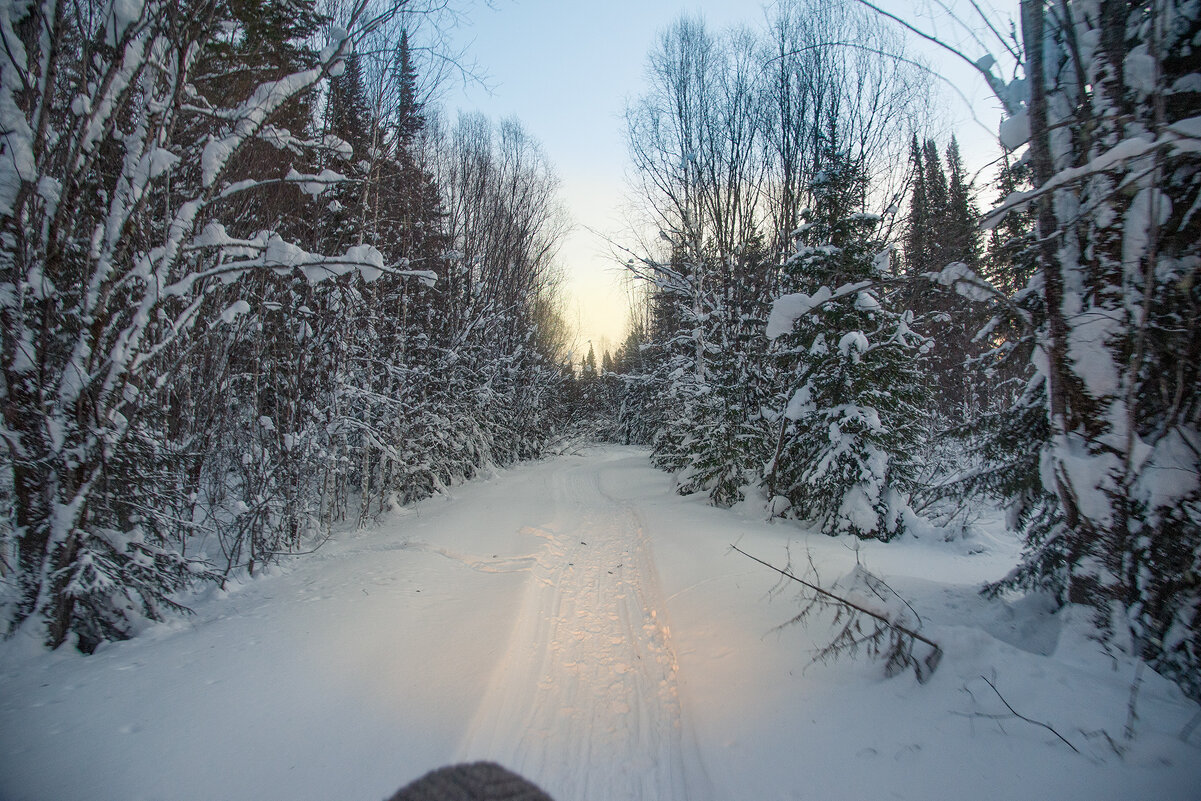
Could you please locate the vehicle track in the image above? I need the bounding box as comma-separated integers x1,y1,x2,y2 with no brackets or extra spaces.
457,461,705,801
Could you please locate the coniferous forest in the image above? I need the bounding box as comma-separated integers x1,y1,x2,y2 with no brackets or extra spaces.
2,0,1200,724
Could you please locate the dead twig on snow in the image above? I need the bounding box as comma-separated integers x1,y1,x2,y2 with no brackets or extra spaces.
732,544,942,683
962,675,1080,754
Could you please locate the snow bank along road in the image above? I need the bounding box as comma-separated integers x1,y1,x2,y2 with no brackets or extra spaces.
1,447,1199,801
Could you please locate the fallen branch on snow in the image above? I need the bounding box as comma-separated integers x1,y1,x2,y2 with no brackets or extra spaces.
958,674,1080,754
732,544,942,683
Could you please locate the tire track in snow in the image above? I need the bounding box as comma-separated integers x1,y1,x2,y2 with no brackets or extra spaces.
457,461,709,801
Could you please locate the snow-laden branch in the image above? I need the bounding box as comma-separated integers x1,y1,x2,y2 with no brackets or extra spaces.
924,261,1034,330
200,30,351,188
170,224,437,294
766,281,871,339
982,116,1201,229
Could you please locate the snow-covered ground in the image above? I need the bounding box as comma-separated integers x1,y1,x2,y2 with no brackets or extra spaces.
1,446,1198,801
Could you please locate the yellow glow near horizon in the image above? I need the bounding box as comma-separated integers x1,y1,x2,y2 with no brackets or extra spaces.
558,178,635,361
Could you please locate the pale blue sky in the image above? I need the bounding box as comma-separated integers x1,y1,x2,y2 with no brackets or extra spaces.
442,0,1018,358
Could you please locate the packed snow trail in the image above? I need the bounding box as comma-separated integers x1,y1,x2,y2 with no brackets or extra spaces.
450,461,705,801
0,448,716,801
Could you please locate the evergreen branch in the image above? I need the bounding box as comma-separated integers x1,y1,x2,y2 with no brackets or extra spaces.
981,120,1201,229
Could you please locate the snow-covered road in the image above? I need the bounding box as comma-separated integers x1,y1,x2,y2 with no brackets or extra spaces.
1,447,1198,801
452,461,708,801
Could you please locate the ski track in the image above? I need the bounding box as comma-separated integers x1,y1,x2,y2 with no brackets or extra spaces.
456,461,708,801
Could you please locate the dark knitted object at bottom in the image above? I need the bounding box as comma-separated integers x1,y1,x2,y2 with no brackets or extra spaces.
386,762,556,801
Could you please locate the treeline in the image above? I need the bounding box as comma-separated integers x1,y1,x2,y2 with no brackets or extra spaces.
602,0,1201,700
611,1,943,518
0,1,570,650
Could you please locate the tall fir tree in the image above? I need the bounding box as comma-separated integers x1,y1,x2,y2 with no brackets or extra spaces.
901,136,985,421
394,30,425,150
767,133,927,540
943,138,980,269
676,236,775,507
903,135,932,275
921,139,950,269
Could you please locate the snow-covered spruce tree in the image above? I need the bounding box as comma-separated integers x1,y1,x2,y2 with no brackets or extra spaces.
674,238,776,507
607,317,667,447
1002,0,1201,697
765,136,927,540
677,332,750,506
899,136,986,424
633,241,775,509
0,0,408,650
644,258,707,480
